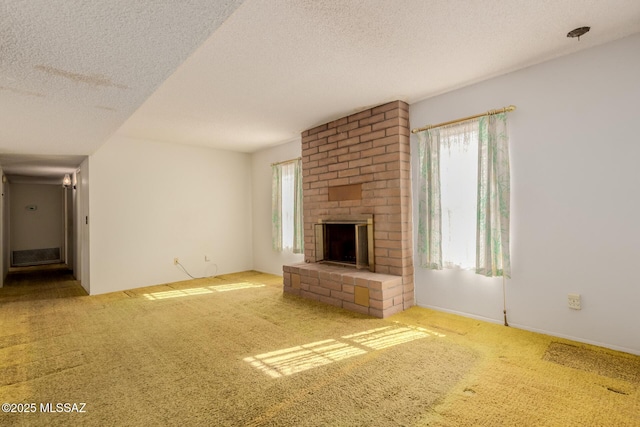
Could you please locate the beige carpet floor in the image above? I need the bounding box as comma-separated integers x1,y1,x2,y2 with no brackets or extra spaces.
0,267,638,426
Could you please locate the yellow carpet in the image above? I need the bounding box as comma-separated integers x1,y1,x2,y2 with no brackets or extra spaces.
394,308,640,426
0,268,638,426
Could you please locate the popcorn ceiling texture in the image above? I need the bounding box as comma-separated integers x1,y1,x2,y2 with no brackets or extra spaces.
114,0,640,153
2,0,640,173
0,0,244,157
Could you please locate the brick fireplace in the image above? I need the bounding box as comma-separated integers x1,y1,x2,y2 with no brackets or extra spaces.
283,100,413,318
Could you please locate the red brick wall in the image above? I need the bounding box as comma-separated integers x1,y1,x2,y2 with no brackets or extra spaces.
300,100,414,309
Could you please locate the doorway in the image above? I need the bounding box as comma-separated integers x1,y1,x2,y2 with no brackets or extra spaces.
9,183,66,268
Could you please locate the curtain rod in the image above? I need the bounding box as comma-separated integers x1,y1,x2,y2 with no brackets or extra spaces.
411,105,516,134
270,157,301,167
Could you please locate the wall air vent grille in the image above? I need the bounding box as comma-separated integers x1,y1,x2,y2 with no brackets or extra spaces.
12,248,61,267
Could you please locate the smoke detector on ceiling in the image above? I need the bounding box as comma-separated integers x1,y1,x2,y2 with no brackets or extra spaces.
567,26,590,40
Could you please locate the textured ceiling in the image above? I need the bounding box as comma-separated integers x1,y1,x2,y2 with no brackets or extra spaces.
118,0,640,152
0,0,245,179
2,0,640,179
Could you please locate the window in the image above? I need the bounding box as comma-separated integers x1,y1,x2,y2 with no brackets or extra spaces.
281,161,295,250
272,159,303,253
439,122,478,269
417,113,511,277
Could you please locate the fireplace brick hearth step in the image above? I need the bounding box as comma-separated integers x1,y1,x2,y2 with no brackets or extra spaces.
283,263,405,318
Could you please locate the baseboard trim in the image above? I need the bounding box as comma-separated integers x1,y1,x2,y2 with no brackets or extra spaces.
416,303,640,356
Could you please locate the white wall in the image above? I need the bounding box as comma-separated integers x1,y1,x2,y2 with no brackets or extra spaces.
0,170,5,285
76,161,90,293
88,136,253,295
9,183,63,255
67,171,79,274
73,171,80,281
2,182,9,281
251,139,304,275
64,186,73,268
410,34,640,354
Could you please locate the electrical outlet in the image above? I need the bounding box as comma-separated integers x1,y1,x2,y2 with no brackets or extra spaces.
174,257,179,265
568,293,581,310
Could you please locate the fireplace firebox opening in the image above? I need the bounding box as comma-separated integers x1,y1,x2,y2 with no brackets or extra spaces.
314,216,374,271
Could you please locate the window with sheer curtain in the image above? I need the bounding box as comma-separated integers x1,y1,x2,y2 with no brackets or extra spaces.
417,113,511,277
272,159,303,253
440,123,478,269
421,121,479,270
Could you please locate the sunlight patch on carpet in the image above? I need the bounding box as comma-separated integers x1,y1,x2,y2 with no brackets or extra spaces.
343,325,441,350
144,287,214,300
244,339,368,378
210,282,265,292
144,282,265,300
245,325,441,378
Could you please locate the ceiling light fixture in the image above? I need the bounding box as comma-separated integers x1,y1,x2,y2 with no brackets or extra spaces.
62,174,72,188
567,26,590,41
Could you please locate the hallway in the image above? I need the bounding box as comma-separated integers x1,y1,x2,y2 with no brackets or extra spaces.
1,264,86,303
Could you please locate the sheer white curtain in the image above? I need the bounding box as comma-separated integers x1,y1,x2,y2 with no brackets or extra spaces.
281,162,295,251
476,114,511,277
418,120,477,270
417,115,510,276
272,159,304,253
271,164,282,251
417,129,442,269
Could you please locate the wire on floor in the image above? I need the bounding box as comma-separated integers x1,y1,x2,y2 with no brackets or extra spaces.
175,260,218,280
503,275,509,327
